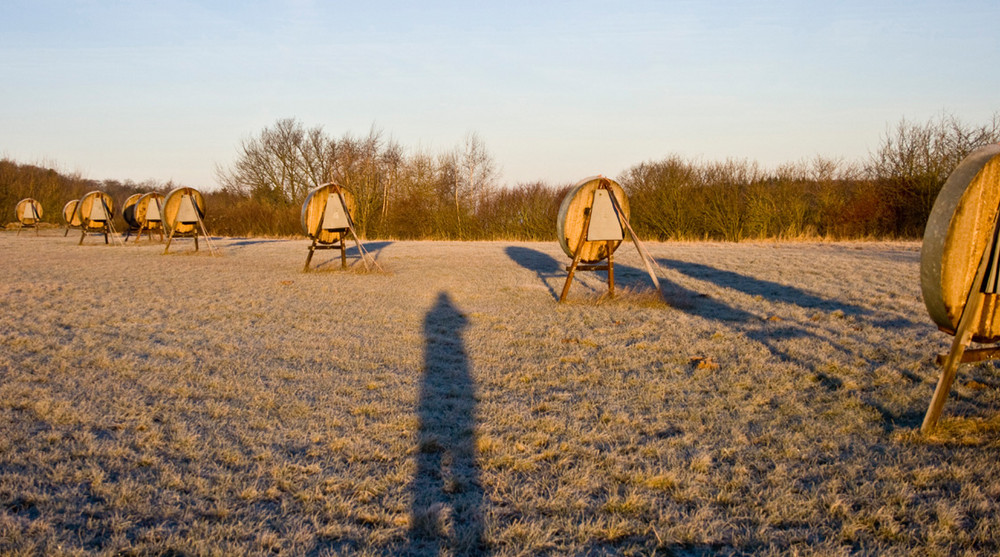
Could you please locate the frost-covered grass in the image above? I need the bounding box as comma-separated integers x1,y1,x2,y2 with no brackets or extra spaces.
1,232,999,555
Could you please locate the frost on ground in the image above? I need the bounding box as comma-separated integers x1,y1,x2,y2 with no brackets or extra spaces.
0,232,998,555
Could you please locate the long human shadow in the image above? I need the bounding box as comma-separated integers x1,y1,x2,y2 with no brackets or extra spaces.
504,246,564,300
406,292,484,555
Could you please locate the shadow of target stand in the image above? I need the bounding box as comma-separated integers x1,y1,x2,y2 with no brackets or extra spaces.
557,176,662,302
921,143,1000,433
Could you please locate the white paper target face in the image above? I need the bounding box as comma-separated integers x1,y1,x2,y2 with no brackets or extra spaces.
587,189,623,241
322,197,349,230
89,200,109,221
177,195,199,224
24,203,38,220
146,199,161,221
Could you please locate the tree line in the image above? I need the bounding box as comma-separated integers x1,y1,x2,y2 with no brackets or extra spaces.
3,112,999,241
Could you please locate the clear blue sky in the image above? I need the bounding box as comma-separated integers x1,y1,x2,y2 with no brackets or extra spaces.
1,0,997,189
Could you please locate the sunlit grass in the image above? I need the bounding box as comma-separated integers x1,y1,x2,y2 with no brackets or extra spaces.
0,233,998,554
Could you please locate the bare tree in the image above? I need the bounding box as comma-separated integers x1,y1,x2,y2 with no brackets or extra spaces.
459,132,498,214
216,118,333,204
868,112,1000,234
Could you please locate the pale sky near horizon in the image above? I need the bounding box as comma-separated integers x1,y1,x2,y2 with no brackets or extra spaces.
1,1,997,190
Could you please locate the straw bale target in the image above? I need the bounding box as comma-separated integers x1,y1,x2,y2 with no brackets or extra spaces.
122,193,143,229
122,192,165,241
62,200,82,227
16,198,43,223
74,191,117,245
77,191,114,230
162,187,216,254
301,183,361,271
162,187,206,236
555,176,663,302
921,143,1000,342
15,198,43,235
919,143,1000,433
301,184,357,243
557,176,630,263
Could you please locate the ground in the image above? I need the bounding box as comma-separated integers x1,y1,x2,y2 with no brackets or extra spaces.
1,231,998,555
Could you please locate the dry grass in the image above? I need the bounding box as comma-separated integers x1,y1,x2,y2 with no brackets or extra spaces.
1,232,998,555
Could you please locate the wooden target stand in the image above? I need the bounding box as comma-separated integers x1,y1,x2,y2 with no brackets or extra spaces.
121,193,142,242
304,189,351,271
76,192,123,246
124,193,165,243
137,193,165,242
163,188,218,255
62,199,82,237
558,177,662,302
920,144,1000,433
301,183,382,272
15,198,42,236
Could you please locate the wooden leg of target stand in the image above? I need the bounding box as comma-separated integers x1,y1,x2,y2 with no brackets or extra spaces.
340,237,347,269
921,287,986,434
164,226,177,254
79,227,87,246
560,208,594,302
304,240,317,272
560,239,589,303
607,240,615,298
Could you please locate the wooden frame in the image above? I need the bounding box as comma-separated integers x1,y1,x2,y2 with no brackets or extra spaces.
162,188,217,255
919,145,1000,433
124,193,165,243
15,198,42,236
62,199,82,237
922,215,1000,433
75,192,121,246
300,182,382,273
559,177,661,302
304,235,348,271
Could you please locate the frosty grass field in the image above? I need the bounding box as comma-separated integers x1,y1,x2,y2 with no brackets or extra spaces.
1,231,999,555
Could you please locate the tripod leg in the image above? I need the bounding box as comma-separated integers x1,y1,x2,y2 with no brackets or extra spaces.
164,226,177,254
922,289,984,433
607,240,615,298
304,241,316,272
560,208,593,302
